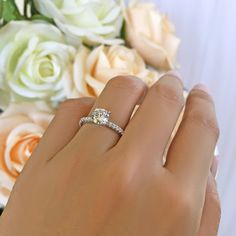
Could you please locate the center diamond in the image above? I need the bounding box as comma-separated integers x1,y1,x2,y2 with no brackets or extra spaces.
91,108,110,125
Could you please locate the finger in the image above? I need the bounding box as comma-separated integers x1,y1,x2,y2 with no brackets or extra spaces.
32,98,95,162
198,158,221,236
166,85,220,188
72,76,147,155
210,156,219,178
118,72,184,165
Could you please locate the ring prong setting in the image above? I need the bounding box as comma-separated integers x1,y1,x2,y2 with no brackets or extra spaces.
80,108,124,136
91,108,110,125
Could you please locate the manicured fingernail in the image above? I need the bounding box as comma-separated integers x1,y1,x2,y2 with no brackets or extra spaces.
164,70,183,86
165,70,182,78
211,156,219,178
193,84,209,93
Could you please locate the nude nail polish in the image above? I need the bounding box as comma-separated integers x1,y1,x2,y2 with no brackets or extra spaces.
193,84,209,93
164,70,183,86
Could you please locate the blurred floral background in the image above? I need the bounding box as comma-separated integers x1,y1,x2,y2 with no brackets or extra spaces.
0,0,180,207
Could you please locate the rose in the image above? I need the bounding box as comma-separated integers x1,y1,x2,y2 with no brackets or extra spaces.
0,102,54,206
72,45,160,97
125,2,180,70
0,21,76,109
33,0,124,46
15,0,24,15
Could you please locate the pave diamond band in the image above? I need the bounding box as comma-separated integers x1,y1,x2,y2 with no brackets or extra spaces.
79,108,124,136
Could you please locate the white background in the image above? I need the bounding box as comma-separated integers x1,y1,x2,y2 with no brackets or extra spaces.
152,0,236,235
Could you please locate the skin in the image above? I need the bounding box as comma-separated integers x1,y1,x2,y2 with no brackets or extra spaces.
0,73,221,236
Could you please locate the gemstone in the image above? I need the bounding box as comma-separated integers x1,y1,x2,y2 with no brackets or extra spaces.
91,108,110,125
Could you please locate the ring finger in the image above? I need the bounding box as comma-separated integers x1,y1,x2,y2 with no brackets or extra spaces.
70,76,147,155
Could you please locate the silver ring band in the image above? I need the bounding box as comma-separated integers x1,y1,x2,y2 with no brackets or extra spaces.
79,108,124,136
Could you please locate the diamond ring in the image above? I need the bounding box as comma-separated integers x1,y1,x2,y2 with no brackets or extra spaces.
79,108,124,136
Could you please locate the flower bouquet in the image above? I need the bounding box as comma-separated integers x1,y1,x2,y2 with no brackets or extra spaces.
0,0,180,209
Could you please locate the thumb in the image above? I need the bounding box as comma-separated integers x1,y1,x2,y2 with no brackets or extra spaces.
198,158,221,236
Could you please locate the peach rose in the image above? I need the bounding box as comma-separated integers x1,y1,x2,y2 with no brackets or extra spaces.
0,102,54,206
72,45,160,97
125,2,180,70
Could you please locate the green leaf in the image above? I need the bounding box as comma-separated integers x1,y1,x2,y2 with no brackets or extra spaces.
0,0,25,25
29,0,38,15
22,0,54,24
120,20,126,41
0,2,3,19
23,0,36,18
31,14,54,24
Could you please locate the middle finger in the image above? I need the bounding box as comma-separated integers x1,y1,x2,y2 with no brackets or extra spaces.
118,72,184,165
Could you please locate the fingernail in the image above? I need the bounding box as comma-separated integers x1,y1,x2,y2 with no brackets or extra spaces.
211,156,219,178
193,84,209,93
165,70,182,78
164,70,183,86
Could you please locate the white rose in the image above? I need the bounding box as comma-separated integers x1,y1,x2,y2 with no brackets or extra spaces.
72,45,160,97
125,2,180,70
0,102,54,206
33,0,124,46
0,21,76,109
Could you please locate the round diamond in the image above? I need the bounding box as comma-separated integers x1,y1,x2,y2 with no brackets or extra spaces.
91,108,110,125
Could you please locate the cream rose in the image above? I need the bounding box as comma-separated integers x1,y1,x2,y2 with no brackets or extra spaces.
72,45,160,97
0,21,76,109
33,0,124,46
125,2,180,70
0,102,54,206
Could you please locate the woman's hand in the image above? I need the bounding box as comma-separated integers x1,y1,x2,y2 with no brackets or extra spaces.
0,73,220,236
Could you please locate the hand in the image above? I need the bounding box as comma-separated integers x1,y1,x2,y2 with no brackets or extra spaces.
0,73,220,236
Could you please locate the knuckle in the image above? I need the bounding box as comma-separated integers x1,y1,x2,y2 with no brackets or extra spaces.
108,152,136,198
107,76,146,96
185,109,220,138
115,171,132,196
185,90,219,138
113,167,133,196
151,82,184,107
58,99,81,110
166,188,195,217
58,98,94,111
190,89,214,104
